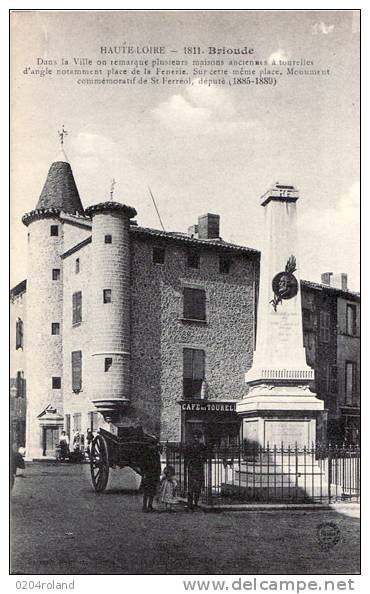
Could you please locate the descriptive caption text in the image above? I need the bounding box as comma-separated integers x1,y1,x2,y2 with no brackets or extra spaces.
22,44,331,88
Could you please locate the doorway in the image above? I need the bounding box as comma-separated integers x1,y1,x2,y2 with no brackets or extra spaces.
42,426,60,457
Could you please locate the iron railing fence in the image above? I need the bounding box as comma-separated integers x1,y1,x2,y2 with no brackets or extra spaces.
163,443,360,505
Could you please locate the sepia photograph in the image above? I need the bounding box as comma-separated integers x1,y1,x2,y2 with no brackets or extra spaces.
9,8,360,580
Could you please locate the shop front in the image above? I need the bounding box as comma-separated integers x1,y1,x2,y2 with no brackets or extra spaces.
179,400,240,446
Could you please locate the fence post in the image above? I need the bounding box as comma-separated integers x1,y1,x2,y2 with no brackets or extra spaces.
328,445,332,503
295,443,299,502
207,447,213,506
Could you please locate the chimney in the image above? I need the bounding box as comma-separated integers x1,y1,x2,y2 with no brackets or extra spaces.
198,213,220,240
321,272,333,286
331,273,348,291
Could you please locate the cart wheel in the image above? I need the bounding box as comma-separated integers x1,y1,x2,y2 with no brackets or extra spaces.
90,434,109,492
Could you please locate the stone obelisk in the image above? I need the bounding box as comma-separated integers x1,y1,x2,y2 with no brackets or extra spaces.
237,183,324,447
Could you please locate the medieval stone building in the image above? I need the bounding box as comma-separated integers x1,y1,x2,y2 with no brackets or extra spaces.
10,149,360,459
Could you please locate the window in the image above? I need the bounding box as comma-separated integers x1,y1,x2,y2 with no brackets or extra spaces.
16,318,23,349
219,256,231,274
183,348,205,398
319,311,330,343
105,234,112,244
103,289,112,303
183,287,206,321
72,291,82,324
73,413,82,432
346,304,357,335
152,247,165,264
52,268,61,281
16,370,25,398
50,225,59,237
187,250,200,269
72,351,82,392
75,258,80,274
345,361,357,405
105,357,113,372
51,322,60,335
52,376,61,389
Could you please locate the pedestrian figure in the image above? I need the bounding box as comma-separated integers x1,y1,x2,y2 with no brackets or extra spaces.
141,444,161,513
159,465,178,512
185,432,207,511
73,431,80,452
86,428,94,459
59,430,69,461
10,447,25,490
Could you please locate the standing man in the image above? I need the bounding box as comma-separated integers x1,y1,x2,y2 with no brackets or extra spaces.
185,431,207,511
141,444,162,512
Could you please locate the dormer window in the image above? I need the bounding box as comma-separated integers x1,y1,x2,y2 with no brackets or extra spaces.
103,289,112,304
105,235,112,244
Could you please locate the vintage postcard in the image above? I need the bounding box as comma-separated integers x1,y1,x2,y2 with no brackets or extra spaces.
10,8,360,582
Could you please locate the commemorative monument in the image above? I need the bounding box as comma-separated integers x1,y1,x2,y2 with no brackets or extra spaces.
237,182,324,448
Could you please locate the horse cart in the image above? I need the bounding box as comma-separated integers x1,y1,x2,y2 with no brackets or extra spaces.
90,424,158,492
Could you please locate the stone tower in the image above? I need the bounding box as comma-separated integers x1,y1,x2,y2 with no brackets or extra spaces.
22,148,84,459
84,202,137,422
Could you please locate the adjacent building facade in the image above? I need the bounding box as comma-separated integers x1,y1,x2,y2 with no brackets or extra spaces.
10,150,360,458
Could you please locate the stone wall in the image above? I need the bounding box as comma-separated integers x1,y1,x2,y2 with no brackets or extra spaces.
130,236,257,441
62,238,97,435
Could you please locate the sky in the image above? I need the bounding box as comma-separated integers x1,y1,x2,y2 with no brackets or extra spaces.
10,9,360,290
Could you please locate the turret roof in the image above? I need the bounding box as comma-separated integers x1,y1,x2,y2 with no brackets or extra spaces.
35,159,84,215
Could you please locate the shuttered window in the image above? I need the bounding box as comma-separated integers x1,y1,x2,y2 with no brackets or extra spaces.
345,361,357,405
319,311,330,343
183,348,205,398
346,304,357,336
183,288,206,321
72,350,82,392
16,318,23,349
73,413,82,432
72,291,82,324
187,250,200,269
153,247,165,264
219,256,231,274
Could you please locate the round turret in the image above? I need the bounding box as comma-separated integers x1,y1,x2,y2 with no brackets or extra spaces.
23,150,84,459
85,202,137,418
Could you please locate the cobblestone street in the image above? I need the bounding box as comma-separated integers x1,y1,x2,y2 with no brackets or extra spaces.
10,462,360,575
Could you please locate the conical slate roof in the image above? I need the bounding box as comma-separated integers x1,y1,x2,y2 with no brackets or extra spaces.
36,159,84,215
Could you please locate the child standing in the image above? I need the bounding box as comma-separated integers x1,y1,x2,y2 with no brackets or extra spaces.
159,465,178,512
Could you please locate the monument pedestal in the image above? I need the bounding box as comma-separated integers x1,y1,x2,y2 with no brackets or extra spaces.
237,384,324,448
